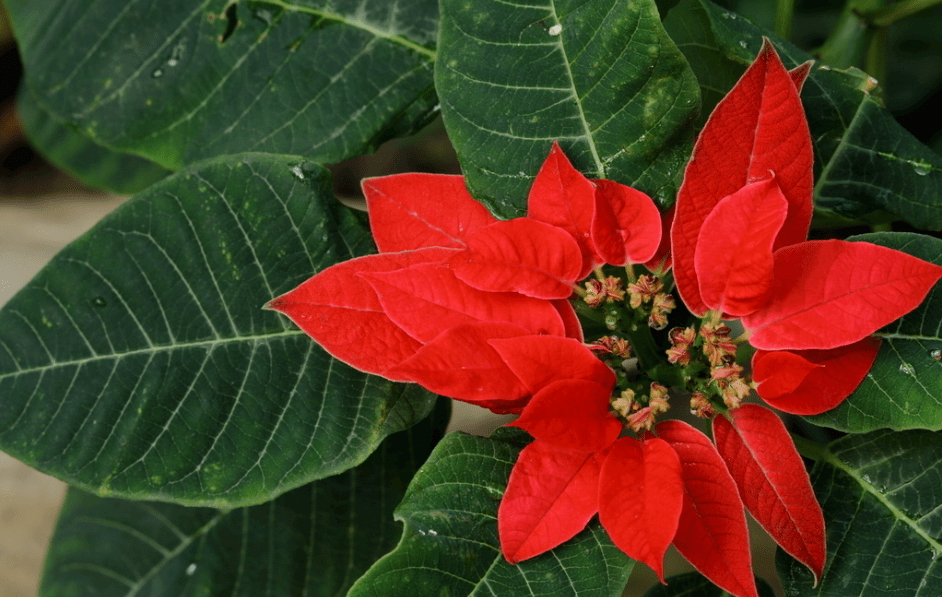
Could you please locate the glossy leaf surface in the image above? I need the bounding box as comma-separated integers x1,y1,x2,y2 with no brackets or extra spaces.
38,400,449,597
436,0,699,217
714,406,825,582
809,233,942,431
0,154,436,506
779,429,942,595
348,428,635,597
8,0,438,169
18,85,171,194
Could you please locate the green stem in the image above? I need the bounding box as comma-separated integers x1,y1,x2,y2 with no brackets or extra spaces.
775,0,795,40
623,317,662,372
790,433,828,462
865,0,942,25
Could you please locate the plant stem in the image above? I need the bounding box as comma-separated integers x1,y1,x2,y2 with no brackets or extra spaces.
865,0,942,25
775,0,795,40
790,433,828,462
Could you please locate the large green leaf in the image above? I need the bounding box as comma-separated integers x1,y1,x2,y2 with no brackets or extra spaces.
663,0,942,229
0,152,435,507
7,0,438,170
18,84,171,195
779,430,942,595
348,428,635,597
807,233,942,433
436,0,700,218
38,399,450,597
642,571,775,596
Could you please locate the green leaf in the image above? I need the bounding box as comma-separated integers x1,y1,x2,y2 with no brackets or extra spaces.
348,428,634,597
18,84,171,194
779,430,942,595
6,0,438,170
436,0,700,218
806,232,942,433
38,399,450,597
0,152,436,507
641,571,776,596
663,0,942,229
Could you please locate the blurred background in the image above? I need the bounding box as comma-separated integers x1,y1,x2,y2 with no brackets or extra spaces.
1,0,941,595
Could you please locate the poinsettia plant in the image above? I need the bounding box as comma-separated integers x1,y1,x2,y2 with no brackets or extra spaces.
3,0,942,596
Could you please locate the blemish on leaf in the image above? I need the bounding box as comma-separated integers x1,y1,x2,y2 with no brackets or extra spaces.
220,2,239,44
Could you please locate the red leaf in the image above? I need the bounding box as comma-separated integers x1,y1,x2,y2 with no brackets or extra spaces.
713,405,826,582
363,174,497,252
590,179,662,266
527,141,598,277
499,441,603,563
644,204,674,273
510,379,622,452
673,40,813,315
552,298,584,342
695,177,788,316
753,337,881,415
447,219,582,299
656,421,758,597
789,61,813,93
489,335,616,395
385,322,531,409
742,240,942,350
361,263,565,342
266,248,458,378
599,437,683,581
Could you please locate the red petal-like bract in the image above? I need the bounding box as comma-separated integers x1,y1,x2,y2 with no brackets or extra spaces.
644,204,674,273
657,421,758,597
552,298,584,342
788,61,813,93
591,179,662,266
510,380,622,452
362,263,565,342
363,174,497,252
753,337,881,415
695,178,788,316
448,219,582,299
742,240,942,350
599,437,683,581
713,405,826,583
673,40,813,315
489,335,616,395
386,322,531,409
499,441,603,564
527,141,598,277
266,248,458,378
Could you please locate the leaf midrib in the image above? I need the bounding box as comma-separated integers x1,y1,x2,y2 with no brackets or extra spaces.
0,329,307,382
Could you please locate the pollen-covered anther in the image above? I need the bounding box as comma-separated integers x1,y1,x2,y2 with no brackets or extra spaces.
648,382,670,414
689,392,715,418
648,293,676,330
666,327,696,365
612,389,636,419
591,336,632,359
584,279,606,307
627,274,663,309
602,276,626,302
700,322,737,366
715,375,751,410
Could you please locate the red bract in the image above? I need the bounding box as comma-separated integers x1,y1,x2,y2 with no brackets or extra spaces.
672,39,942,411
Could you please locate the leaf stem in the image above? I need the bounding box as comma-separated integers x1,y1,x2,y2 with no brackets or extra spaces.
864,0,942,25
775,0,795,39
790,433,828,462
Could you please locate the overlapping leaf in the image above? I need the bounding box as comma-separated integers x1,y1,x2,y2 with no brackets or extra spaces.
808,233,942,432
18,85,172,194
0,153,436,506
7,0,439,169
38,400,449,597
347,428,635,597
778,429,942,595
436,0,699,217
663,0,942,229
